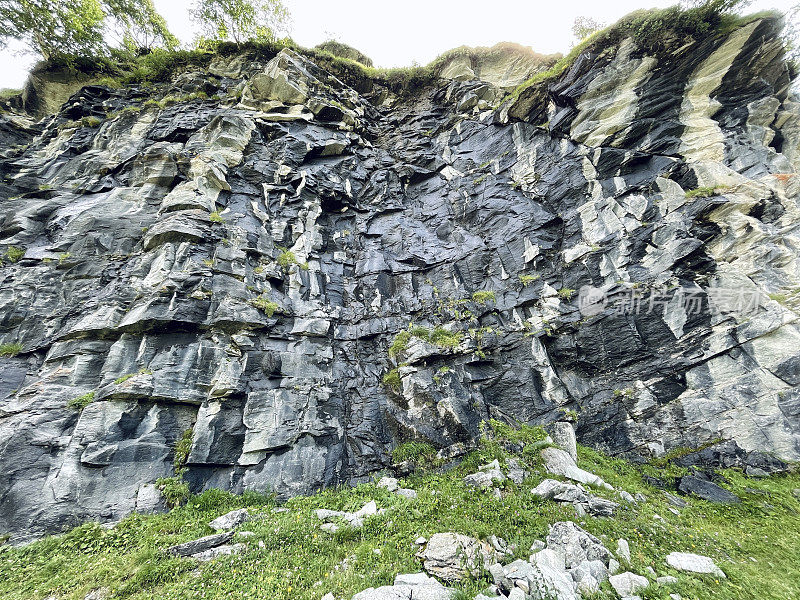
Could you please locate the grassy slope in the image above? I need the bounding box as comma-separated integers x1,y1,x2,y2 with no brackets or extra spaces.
1,429,798,600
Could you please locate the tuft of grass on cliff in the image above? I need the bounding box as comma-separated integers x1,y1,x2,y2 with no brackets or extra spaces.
0,426,798,600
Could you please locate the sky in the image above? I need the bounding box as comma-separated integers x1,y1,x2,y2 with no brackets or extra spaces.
1,0,798,90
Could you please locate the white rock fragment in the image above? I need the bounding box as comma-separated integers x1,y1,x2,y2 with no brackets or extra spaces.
666,552,726,578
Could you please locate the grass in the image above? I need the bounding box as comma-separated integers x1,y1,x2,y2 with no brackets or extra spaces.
558,287,576,300
382,368,402,391
208,211,224,223
0,422,797,600
277,249,298,270
685,186,719,198
471,291,496,304
0,342,23,357
67,392,95,410
519,274,539,287
250,294,280,317
4,246,25,263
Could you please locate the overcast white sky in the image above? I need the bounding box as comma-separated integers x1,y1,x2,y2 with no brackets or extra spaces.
1,0,797,89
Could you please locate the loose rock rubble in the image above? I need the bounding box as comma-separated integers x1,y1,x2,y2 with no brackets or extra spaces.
316,501,382,530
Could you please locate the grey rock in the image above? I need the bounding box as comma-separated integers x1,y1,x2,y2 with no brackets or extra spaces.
657,575,678,585
548,422,578,462
586,496,619,517
419,533,495,581
609,572,649,596
665,552,726,578
541,448,612,489
395,488,418,499
167,532,234,557
377,477,399,492
678,476,740,504
191,542,246,561
545,522,612,569
209,508,250,531
2,17,800,543
617,538,631,563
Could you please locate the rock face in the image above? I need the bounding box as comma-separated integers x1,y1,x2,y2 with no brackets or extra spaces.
1,16,800,542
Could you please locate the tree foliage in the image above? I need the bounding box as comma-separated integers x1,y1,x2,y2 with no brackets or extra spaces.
572,16,605,42
191,0,289,44
0,0,177,59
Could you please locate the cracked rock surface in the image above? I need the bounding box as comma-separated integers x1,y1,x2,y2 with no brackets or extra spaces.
1,16,800,542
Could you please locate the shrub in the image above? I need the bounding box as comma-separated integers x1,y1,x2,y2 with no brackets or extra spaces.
382,368,401,391
391,441,437,466
67,392,95,410
558,288,575,300
155,476,190,508
429,327,462,349
277,248,297,269
4,246,25,263
250,294,280,317
471,290,496,304
0,342,23,357
388,330,412,358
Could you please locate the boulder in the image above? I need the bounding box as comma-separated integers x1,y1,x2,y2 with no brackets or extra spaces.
548,422,578,462
419,533,496,581
678,475,740,504
609,572,649,596
540,448,612,490
464,460,506,489
665,552,726,578
545,522,612,569
167,532,234,557
378,477,399,492
617,538,631,562
209,508,250,531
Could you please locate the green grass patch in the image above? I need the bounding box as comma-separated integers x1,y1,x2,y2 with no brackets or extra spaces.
4,246,25,263
0,427,798,600
67,392,95,410
250,294,280,317
0,342,23,357
471,291,496,304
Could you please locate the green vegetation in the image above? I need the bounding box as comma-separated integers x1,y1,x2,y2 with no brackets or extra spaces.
67,392,95,410
471,290,496,304
114,368,152,385
519,274,539,287
4,246,25,263
381,368,402,391
390,441,437,466
208,211,224,223
80,115,102,127
429,327,462,349
191,0,289,44
388,330,412,358
0,342,23,357
685,186,718,198
156,429,194,508
250,293,280,317
0,0,176,61
314,39,373,67
557,287,575,300
276,248,298,269
3,419,797,600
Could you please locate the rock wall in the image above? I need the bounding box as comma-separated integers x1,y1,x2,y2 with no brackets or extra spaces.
1,15,799,543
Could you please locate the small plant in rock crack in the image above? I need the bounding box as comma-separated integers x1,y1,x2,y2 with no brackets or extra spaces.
471,290,496,304
67,391,95,410
209,211,224,223
557,287,575,300
156,429,194,508
250,293,280,317
382,368,402,391
0,342,23,357
519,274,539,287
277,248,298,269
4,246,25,263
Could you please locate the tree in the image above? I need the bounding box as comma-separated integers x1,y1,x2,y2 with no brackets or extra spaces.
108,0,179,53
572,16,604,42
191,0,290,44
0,0,177,59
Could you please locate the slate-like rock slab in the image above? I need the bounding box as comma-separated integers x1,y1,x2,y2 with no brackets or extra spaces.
678,475,740,504
666,552,726,577
167,532,234,557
